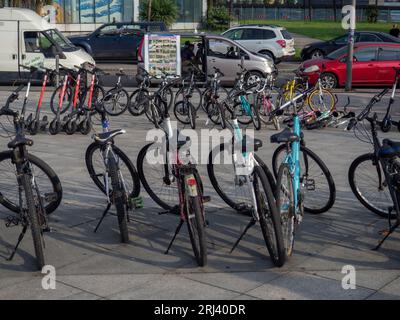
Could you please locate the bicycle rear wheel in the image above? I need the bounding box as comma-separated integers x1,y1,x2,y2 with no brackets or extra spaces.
128,88,149,116
272,144,336,214
185,173,207,266
253,166,286,267
175,86,202,111
50,85,73,115
0,151,62,215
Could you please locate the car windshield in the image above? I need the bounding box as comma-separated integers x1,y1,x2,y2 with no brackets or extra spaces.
43,29,77,51
326,46,348,60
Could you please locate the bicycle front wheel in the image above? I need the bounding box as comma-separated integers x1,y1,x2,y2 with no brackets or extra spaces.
272,145,336,214
50,85,73,115
108,153,129,243
276,164,295,257
85,143,140,199
253,166,286,267
128,88,149,116
175,86,202,111
21,174,45,270
185,174,207,266
103,88,129,116
308,89,335,113
348,153,395,219
0,151,62,215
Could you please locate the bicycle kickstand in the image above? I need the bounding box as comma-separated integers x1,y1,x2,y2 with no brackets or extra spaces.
230,219,256,253
373,221,400,251
165,219,184,255
94,203,111,233
7,225,28,261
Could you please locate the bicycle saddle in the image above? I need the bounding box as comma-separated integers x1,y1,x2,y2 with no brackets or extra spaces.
8,135,33,149
379,139,400,159
239,135,263,153
93,129,125,143
270,127,300,144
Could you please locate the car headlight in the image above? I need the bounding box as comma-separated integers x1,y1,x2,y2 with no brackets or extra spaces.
303,65,320,73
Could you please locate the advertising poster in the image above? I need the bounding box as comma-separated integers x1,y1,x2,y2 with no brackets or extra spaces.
144,34,181,77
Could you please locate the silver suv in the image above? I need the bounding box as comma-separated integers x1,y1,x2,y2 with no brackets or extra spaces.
222,25,295,63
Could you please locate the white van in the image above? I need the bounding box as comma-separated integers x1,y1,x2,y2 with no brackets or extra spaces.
0,7,95,83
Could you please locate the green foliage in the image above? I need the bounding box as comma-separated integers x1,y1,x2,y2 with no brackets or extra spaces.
366,5,379,24
139,0,178,28
206,6,230,31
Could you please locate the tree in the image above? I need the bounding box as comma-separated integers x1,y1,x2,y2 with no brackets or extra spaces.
139,0,178,27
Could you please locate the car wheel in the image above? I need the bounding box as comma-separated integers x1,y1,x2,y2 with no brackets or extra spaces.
320,73,337,89
259,50,275,62
245,71,264,86
311,49,324,59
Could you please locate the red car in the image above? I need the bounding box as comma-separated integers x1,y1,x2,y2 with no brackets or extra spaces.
298,42,400,88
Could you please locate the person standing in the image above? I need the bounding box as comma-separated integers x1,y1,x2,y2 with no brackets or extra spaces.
389,24,400,38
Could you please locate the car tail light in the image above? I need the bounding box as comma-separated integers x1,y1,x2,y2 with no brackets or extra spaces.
138,36,144,62
276,40,286,48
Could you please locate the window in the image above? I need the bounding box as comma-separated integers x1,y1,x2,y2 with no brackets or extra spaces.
242,29,265,40
334,35,348,45
354,47,377,62
263,30,277,40
224,29,244,41
358,34,380,42
98,25,118,35
208,39,242,59
281,30,293,40
24,32,53,53
378,47,400,61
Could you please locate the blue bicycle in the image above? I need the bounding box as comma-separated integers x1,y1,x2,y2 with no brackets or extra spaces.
269,86,336,257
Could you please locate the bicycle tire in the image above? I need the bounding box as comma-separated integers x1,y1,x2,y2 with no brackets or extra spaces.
108,153,129,243
348,153,395,219
137,143,204,210
207,143,276,211
276,163,295,257
128,88,149,116
272,144,336,214
175,86,202,111
253,166,286,267
251,104,261,130
0,151,62,215
103,88,129,116
308,89,335,113
185,173,207,266
201,87,229,113
21,174,45,270
85,143,140,198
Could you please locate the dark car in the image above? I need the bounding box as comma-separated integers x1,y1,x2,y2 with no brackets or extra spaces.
301,31,400,61
68,21,167,62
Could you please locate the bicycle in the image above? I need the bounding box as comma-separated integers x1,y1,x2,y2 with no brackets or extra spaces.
347,69,400,249
174,63,203,111
269,81,336,258
255,73,281,130
102,69,130,116
201,67,229,113
173,70,197,129
85,101,142,243
137,100,208,266
207,83,285,267
0,85,63,270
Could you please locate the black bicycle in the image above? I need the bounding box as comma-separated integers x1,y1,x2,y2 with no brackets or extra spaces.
347,69,400,249
102,69,130,116
85,102,141,242
0,85,62,270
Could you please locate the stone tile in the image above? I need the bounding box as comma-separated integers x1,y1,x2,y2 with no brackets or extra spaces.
108,274,238,300
246,271,375,300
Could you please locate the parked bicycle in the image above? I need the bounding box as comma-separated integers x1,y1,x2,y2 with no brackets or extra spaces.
137,98,208,266
0,84,63,270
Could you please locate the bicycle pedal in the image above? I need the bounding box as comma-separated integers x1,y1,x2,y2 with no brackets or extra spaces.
305,178,316,191
5,216,19,228
202,195,211,203
129,196,144,209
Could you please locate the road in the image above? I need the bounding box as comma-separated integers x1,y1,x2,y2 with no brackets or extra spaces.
0,89,399,300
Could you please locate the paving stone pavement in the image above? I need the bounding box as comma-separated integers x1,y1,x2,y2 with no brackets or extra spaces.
0,89,399,300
